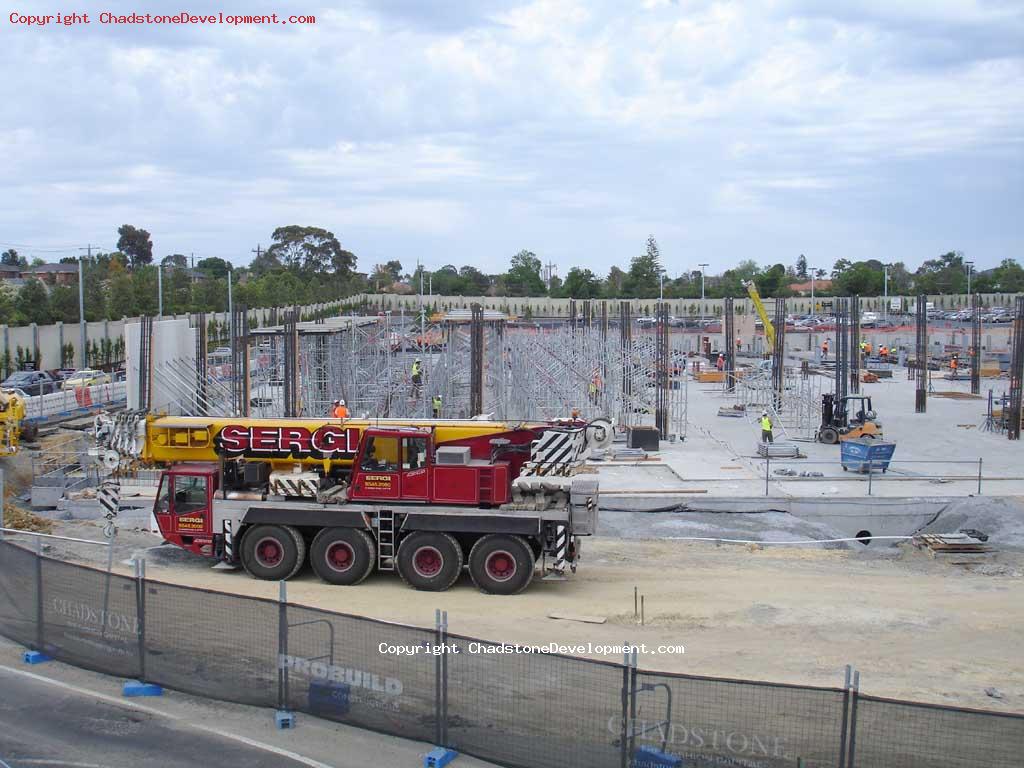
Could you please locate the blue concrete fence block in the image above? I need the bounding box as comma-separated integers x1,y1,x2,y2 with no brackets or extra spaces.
424,747,459,767
122,680,163,697
275,710,296,729
22,650,52,664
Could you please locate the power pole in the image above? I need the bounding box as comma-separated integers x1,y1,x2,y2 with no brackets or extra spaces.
78,244,91,369
157,264,163,318
252,244,263,263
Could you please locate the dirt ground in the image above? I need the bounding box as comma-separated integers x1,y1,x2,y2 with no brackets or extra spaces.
31,517,1024,715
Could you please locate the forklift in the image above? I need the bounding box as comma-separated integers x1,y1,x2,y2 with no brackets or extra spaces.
817,393,883,444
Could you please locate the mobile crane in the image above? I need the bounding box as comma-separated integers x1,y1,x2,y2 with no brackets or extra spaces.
743,280,776,353
93,413,610,594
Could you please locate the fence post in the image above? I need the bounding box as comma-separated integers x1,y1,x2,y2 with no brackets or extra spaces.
441,609,449,749
277,580,289,716
619,642,631,768
977,457,983,495
34,535,44,653
847,670,860,768
838,665,851,768
434,609,443,747
765,456,770,496
867,461,873,496
135,558,147,682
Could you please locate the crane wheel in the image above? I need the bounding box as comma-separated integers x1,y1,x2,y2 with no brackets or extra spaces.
310,527,376,586
396,532,463,592
468,534,535,596
819,427,839,445
20,423,38,442
240,524,306,581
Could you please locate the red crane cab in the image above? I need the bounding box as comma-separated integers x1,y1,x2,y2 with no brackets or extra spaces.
348,427,511,506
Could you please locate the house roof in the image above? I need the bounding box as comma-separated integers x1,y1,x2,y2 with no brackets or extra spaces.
788,279,832,292
29,263,79,273
0,264,22,274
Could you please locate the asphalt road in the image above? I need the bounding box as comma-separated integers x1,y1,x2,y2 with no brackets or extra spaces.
0,667,310,768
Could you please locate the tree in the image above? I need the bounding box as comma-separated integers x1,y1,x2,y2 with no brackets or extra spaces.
116,224,154,269
15,281,50,324
505,250,545,296
458,265,490,294
265,226,355,276
371,260,404,289
562,267,601,298
249,248,282,277
195,257,231,279
833,261,884,296
1,249,27,268
623,236,664,298
914,251,967,294
755,263,790,297
795,254,808,280
49,285,79,323
161,254,188,269
990,259,1024,292
603,266,627,297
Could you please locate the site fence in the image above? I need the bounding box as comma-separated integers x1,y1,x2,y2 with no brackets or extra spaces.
20,381,127,422
0,538,1021,767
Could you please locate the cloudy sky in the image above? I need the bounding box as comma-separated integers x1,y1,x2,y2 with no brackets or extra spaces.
2,0,1022,278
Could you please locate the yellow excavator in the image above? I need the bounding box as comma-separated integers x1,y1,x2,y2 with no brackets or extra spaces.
0,389,34,456
743,280,775,353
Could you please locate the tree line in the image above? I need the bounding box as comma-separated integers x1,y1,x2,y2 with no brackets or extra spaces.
0,224,360,326
370,238,1024,300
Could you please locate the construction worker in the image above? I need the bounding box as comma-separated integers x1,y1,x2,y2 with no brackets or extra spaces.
716,353,725,371
736,337,742,352
822,338,830,358
879,345,888,362
859,340,867,358
332,399,348,419
865,340,873,357
411,358,422,397
760,410,774,444
951,355,959,376
432,394,442,418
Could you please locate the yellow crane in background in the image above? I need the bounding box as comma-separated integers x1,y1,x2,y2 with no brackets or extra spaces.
0,389,33,456
743,280,775,353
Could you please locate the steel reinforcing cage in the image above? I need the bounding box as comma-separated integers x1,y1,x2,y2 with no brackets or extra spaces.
0,540,1021,768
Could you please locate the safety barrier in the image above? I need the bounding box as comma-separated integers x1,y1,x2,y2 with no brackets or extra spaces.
20,381,126,422
0,538,1021,767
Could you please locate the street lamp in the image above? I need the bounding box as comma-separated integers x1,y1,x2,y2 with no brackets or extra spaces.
659,272,664,303
883,265,890,322
698,264,708,309
965,261,974,299
810,268,816,315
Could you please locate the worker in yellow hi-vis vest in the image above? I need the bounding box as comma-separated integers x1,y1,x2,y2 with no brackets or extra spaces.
760,410,774,444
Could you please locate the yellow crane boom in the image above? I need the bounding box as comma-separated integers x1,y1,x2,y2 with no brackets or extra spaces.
743,280,775,352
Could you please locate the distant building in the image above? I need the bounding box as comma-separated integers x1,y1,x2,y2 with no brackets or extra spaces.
26,262,79,286
788,279,832,296
0,264,22,282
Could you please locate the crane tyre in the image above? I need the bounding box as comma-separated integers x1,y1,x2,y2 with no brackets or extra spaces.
310,527,376,585
241,524,306,581
468,534,535,595
396,532,463,591
20,423,38,442
819,427,839,444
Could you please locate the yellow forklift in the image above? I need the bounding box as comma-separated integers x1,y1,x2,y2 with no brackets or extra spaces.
817,393,883,444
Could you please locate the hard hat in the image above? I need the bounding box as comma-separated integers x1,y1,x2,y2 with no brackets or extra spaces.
415,357,421,362
333,399,340,405
338,398,346,406
761,410,768,416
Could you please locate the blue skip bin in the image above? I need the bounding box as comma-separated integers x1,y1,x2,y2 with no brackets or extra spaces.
841,438,896,474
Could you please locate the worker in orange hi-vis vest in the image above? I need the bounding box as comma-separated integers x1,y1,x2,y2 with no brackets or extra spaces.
332,399,348,419
950,355,959,376
822,338,830,358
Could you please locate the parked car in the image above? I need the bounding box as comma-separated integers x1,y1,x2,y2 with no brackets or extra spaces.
1,370,60,396
61,368,112,390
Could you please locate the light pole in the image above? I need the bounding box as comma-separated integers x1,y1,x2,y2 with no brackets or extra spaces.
157,264,163,318
810,268,816,315
697,263,708,320
659,272,664,304
227,265,233,342
965,261,974,300
77,256,87,368
883,265,889,322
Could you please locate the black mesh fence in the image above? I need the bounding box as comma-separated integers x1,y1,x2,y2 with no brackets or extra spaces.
0,540,37,648
2,538,1023,768
853,695,1024,768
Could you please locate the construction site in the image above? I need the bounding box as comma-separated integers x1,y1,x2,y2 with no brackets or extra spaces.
2,293,1024,768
